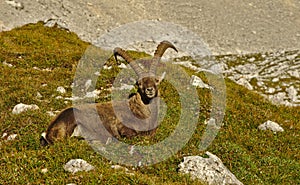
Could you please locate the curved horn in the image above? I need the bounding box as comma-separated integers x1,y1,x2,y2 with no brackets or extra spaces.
149,41,178,75
113,47,144,75
113,47,133,63
154,40,178,58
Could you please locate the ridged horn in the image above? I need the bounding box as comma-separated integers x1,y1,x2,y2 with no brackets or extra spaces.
113,47,144,75
154,40,178,58
113,47,133,63
150,41,178,75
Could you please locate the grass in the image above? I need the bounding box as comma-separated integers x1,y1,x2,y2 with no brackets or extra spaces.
0,22,299,185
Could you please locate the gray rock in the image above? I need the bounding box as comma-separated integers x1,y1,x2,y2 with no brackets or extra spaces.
2,133,18,141
12,103,39,114
56,86,66,94
286,86,298,102
258,120,284,133
190,75,211,89
236,78,253,90
178,152,243,185
5,0,24,10
63,159,94,174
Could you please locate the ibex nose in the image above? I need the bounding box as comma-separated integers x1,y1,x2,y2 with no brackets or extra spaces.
146,87,154,92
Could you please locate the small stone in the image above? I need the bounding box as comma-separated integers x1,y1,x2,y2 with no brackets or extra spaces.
12,103,39,114
64,159,94,174
46,111,58,117
2,133,18,141
287,70,300,78
190,75,211,89
103,65,112,70
7,134,17,141
286,86,298,102
55,96,63,99
248,57,255,62
57,86,66,94
111,165,127,171
36,92,43,99
5,0,24,10
3,61,13,67
258,120,284,133
1,133,8,139
41,168,48,173
272,78,280,83
85,79,92,91
118,63,128,69
236,78,253,90
266,88,276,94
286,54,297,61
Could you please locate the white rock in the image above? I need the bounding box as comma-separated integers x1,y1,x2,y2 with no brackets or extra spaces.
190,75,211,89
258,120,284,133
46,111,59,117
287,70,300,78
3,61,13,67
1,133,8,138
7,134,18,141
1,133,18,141
103,65,112,70
12,103,39,114
266,88,276,94
63,159,94,174
286,54,297,61
178,152,243,185
85,89,101,98
111,165,128,171
286,86,298,102
272,78,280,83
85,79,92,91
57,86,66,94
248,57,255,62
236,78,253,90
5,0,24,10
118,63,128,69
41,168,48,173
257,81,264,87
64,96,81,101
36,92,43,99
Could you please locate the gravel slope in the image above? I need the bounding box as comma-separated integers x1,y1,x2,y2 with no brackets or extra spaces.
1,0,300,54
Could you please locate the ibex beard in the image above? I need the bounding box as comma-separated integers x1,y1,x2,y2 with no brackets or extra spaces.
40,41,178,146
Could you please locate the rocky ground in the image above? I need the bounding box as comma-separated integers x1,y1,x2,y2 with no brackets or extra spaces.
1,0,299,106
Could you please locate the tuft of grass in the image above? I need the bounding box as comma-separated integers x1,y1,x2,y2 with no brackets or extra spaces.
0,23,299,185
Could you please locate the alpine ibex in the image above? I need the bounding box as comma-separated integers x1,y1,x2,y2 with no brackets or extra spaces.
40,41,178,146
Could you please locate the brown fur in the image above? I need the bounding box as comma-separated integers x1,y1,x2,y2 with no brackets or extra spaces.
40,77,161,146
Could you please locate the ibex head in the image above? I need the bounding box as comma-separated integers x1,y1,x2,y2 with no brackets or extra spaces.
113,41,178,103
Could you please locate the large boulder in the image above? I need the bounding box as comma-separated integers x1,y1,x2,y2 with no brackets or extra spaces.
178,152,243,185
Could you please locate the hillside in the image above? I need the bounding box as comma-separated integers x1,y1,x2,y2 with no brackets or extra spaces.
0,23,299,185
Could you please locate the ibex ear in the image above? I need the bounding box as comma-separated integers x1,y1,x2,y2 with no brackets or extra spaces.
136,79,143,88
